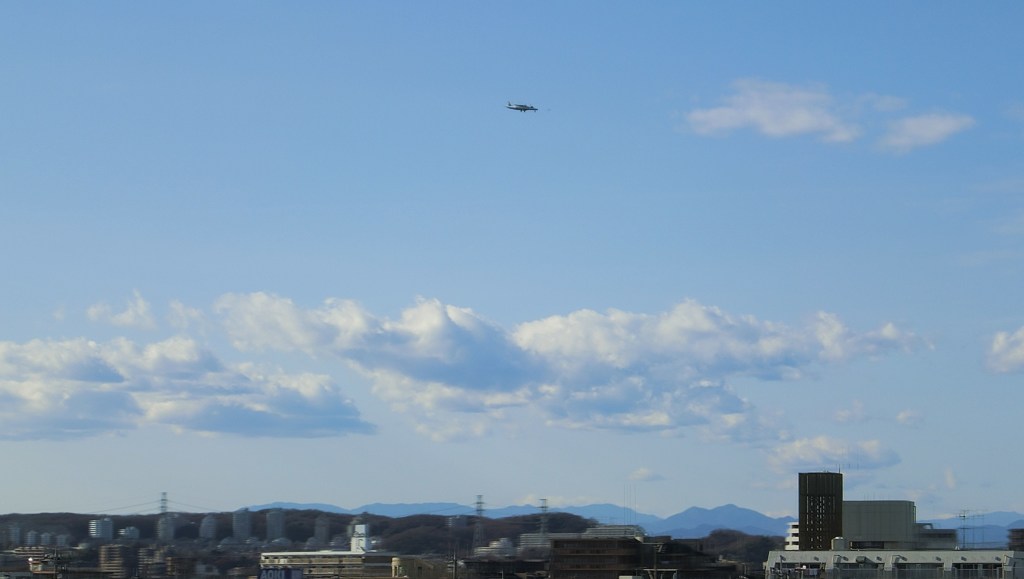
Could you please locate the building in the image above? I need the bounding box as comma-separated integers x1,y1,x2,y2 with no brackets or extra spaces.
234,508,252,541
260,523,446,579
473,538,515,557
138,546,171,578
843,501,954,550
1010,530,1024,551
785,522,800,551
89,518,114,541
199,515,218,541
260,550,401,579
765,549,1024,579
786,502,956,552
768,474,1005,579
799,472,843,552
550,535,644,579
99,544,136,579
313,515,330,547
118,527,141,540
157,514,177,542
267,510,286,541
548,526,735,579
166,556,198,578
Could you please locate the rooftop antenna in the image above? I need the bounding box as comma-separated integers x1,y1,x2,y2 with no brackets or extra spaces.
540,498,549,538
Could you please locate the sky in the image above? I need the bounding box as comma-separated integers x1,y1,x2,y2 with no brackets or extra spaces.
2,2,1023,521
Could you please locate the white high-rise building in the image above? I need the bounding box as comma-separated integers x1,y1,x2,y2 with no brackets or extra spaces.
119,527,141,540
266,509,285,541
314,514,330,546
784,521,799,550
199,515,218,540
90,517,115,540
233,508,252,540
350,523,370,552
157,514,177,542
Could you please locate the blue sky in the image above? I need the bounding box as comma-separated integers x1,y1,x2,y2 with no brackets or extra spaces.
2,2,1023,520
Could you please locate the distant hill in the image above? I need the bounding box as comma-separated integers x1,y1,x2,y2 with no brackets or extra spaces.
920,512,1024,549
249,501,791,538
249,501,475,517
648,504,794,538
247,501,1024,545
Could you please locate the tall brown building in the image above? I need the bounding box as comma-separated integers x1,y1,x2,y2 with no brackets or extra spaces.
99,544,135,579
1010,529,1024,551
548,534,734,579
798,472,843,551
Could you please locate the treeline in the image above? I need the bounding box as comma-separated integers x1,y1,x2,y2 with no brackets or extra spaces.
0,510,594,550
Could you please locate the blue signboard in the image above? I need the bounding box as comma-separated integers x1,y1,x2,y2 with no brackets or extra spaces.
259,569,303,579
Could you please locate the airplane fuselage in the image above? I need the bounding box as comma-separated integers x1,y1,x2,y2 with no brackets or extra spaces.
506,101,537,112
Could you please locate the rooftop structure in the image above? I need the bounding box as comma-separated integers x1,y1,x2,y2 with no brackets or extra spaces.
260,523,448,579
765,549,1024,579
771,473,1006,579
786,501,957,552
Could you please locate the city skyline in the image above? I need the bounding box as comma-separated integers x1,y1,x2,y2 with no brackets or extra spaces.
2,3,1024,520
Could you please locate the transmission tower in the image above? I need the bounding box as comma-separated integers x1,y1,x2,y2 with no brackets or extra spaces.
472,495,485,552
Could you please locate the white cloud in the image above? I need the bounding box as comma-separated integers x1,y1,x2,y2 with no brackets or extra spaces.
87,290,157,329
214,294,921,440
879,113,975,153
987,326,1024,373
686,79,861,143
860,93,908,113
4,293,925,446
768,436,900,473
0,336,373,440
896,409,922,426
814,315,921,361
215,292,345,354
834,400,866,423
686,79,976,155
944,467,957,490
629,467,664,482
168,300,206,331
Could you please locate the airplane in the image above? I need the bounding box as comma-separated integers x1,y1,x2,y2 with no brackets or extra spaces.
506,101,538,112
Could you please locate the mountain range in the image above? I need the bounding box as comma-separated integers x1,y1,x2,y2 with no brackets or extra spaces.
249,501,794,538
249,501,1024,543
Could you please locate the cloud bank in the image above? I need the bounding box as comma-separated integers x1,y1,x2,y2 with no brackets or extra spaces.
685,79,973,152
215,294,920,440
988,326,1024,373
2,293,923,450
687,79,860,143
768,436,900,472
878,113,975,153
0,336,373,440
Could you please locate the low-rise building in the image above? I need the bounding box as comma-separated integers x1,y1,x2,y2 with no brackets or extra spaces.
765,549,1024,579
260,524,447,579
549,528,736,579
